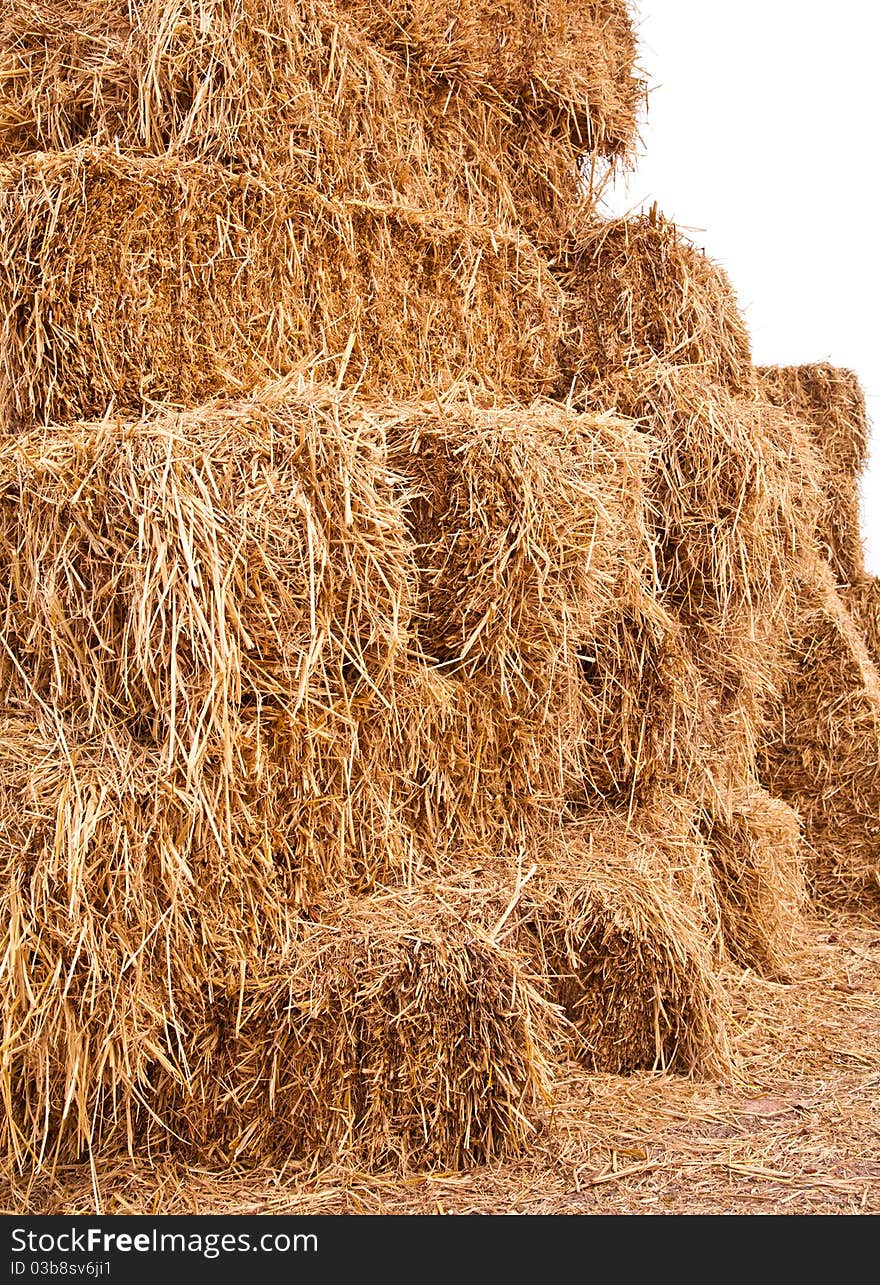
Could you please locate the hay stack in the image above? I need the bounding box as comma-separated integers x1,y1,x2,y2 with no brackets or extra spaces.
758,364,868,584
758,559,880,900
0,0,875,1189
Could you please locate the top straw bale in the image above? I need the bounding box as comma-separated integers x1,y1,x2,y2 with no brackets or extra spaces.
340,0,641,155
0,0,641,174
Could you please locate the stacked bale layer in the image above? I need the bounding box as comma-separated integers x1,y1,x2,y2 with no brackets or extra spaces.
755,365,878,902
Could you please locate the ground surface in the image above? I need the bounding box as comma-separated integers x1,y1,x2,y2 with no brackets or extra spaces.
3,913,878,1215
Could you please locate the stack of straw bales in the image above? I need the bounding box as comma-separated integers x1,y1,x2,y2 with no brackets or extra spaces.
0,0,876,1182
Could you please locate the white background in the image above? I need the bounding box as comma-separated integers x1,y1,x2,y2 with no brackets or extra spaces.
602,0,880,574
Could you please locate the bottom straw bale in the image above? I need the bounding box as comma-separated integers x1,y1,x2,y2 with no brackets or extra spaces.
0,711,325,1166
232,892,560,1170
701,783,806,980
523,816,729,1076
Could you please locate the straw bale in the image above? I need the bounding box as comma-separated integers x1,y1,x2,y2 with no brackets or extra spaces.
759,559,880,900
387,406,710,820
574,580,706,806
0,712,309,1165
228,890,560,1170
845,575,880,671
557,215,753,393
758,364,869,478
0,0,639,162
522,815,729,1075
598,365,821,621
0,1,638,242
701,783,805,980
0,386,457,912
0,146,564,426
0,388,410,762
389,403,669,845
758,364,868,582
392,404,645,672
341,0,641,156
